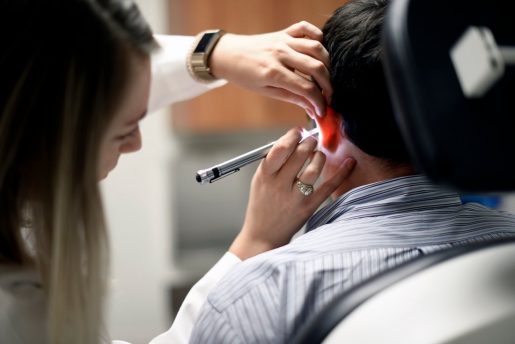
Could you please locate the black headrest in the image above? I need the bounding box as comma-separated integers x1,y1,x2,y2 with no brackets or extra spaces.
383,0,515,192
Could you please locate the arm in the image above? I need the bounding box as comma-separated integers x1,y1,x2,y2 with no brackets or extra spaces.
147,35,227,113
150,253,241,344
148,22,332,117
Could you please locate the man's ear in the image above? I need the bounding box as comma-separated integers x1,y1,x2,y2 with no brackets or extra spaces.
316,107,344,153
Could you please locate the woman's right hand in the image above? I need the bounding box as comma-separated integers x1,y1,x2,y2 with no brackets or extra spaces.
229,128,356,260
210,21,332,118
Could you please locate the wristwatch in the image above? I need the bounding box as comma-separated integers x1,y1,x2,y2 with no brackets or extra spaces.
187,29,226,82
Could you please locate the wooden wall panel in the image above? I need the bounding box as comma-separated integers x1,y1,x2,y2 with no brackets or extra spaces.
168,0,347,133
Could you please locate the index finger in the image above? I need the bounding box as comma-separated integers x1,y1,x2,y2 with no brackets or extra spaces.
282,47,332,107
288,38,330,70
285,21,323,41
261,128,302,175
268,65,326,117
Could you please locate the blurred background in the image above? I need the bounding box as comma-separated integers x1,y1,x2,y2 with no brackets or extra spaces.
99,0,515,342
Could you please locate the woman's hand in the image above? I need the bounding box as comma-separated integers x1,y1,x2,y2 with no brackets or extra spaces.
210,21,332,118
229,128,356,260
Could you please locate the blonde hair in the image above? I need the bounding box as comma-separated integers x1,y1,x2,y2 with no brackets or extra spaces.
0,0,157,342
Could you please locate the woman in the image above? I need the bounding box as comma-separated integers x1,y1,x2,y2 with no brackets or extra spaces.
0,0,354,343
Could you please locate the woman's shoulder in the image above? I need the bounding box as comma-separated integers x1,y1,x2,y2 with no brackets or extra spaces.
0,265,47,344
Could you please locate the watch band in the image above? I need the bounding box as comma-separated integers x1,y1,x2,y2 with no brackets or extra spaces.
187,29,226,83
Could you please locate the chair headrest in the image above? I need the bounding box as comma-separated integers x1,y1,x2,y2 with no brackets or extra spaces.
383,0,515,192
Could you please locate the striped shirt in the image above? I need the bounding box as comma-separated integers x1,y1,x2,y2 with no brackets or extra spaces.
190,175,515,344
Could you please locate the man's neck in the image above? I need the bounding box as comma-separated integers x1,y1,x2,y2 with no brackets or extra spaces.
331,157,415,200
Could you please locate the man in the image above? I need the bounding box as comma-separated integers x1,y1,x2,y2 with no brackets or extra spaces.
190,0,515,343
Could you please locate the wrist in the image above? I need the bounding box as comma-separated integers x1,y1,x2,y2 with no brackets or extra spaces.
209,33,238,79
187,29,226,83
229,231,275,261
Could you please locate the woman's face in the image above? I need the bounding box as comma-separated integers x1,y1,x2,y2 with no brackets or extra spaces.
98,56,151,180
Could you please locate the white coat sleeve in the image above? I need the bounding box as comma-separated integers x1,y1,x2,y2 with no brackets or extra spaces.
147,35,227,114
149,252,241,344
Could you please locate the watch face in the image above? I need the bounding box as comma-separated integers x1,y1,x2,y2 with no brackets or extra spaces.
194,32,217,53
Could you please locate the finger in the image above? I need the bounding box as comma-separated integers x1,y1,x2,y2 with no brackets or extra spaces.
277,136,318,181
305,107,316,119
308,158,356,205
286,40,333,103
287,38,330,69
261,128,302,175
260,86,317,117
282,47,332,109
285,21,323,41
297,151,326,186
268,66,326,117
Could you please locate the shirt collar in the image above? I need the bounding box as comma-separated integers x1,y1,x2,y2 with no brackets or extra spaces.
306,175,462,232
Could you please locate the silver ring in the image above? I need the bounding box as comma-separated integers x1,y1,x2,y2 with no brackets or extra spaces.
296,180,314,196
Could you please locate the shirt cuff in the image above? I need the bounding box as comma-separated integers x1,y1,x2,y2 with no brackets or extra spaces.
149,252,241,344
147,35,227,113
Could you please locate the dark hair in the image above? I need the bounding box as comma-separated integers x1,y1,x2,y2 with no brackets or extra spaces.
0,0,157,342
323,0,410,164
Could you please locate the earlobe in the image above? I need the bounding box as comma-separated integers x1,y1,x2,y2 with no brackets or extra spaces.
315,106,343,153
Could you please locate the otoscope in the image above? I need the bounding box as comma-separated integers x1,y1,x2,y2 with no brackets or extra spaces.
196,127,319,184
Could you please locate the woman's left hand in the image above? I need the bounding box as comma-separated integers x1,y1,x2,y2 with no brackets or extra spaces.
210,21,333,118
229,128,356,260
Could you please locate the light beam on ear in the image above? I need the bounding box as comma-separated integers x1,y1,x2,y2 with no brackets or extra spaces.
314,107,341,153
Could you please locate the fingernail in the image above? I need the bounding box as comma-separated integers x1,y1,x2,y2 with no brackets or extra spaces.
305,108,316,119
316,107,324,117
322,89,332,104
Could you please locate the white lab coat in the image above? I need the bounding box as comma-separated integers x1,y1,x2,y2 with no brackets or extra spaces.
148,35,227,112
0,35,242,344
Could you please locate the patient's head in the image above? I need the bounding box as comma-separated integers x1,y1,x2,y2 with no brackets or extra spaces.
319,0,414,195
